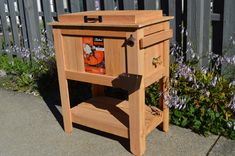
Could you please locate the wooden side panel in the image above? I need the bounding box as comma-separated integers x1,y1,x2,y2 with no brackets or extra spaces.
144,42,163,77
104,38,126,76
62,36,84,72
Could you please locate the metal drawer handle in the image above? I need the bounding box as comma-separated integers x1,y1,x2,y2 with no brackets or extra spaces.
84,16,102,23
152,56,161,68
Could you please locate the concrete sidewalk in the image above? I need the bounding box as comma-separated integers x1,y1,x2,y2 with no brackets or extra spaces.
0,88,234,156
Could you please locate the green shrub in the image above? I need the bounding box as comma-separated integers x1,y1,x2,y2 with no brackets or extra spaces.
169,61,235,139
146,37,235,139
0,32,55,92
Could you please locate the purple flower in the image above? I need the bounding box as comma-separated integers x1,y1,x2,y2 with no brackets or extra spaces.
211,76,218,87
228,96,235,112
227,121,232,128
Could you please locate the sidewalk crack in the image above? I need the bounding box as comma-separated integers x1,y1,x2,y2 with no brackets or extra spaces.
206,135,221,156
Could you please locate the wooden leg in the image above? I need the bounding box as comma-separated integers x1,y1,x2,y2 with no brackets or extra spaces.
161,22,170,132
53,29,73,133
160,77,169,132
59,79,73,133
91,84,105,96
129,88,146,156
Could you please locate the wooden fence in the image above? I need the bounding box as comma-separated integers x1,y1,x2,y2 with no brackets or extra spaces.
0,0,234,66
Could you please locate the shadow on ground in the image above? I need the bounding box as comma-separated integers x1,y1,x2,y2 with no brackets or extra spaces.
37,71,130,152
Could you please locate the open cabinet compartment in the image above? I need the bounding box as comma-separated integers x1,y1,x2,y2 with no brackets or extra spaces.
71,96,163,138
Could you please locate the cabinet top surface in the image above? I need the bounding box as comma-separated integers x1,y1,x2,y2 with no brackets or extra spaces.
49,10,173,28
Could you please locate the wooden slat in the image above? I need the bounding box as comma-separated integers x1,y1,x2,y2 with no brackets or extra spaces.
222,0,235,55
168,0,176,43
103,0,115,10
86,0,96,11
144,66,164,87
23,0,41,50
41,0,53,42
17,0,29,48
65,70,116,87
144,0,161,10
0,0,11,50
143,22,164,36
104,38,126,76
68,0,81,12
211,13,221,21
4,11,20,16
187,0,210,66
51,12,57,17
61,29,127,38
62,36,84,72
55,0,64,15
140,29,173,49
71,96,129,138
7,0,20,55
71,96,163,138
123,0,135,10
145,106,162,135
222,0,235,73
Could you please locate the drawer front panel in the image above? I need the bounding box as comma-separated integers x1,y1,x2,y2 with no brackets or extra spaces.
144,42,164,77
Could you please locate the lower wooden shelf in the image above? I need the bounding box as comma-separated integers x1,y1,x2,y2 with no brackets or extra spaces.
71,96,163,138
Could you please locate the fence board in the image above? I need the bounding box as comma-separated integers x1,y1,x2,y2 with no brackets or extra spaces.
0,0,11,53
17,0,28,49
144,0,161,10
54,0,64,15
223,0,235,55
222,0,235,74
68,0,81,12
7,0,20,54
123,0,135,10
103,0,115,10
23,0,41,50
41,0,53,42
168,0,176,43
85,0,96,11
187,0,210,66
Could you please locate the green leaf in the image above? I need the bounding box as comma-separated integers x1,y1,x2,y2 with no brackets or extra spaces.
181,117,188,127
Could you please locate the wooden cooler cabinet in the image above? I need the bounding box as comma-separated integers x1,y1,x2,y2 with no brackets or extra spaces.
50,11,173,156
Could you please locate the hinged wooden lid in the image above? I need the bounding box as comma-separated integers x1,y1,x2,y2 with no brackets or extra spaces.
59,10,163,24
50,10,173,28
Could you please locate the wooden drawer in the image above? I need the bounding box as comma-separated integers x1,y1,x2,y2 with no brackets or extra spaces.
144,42,164,77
